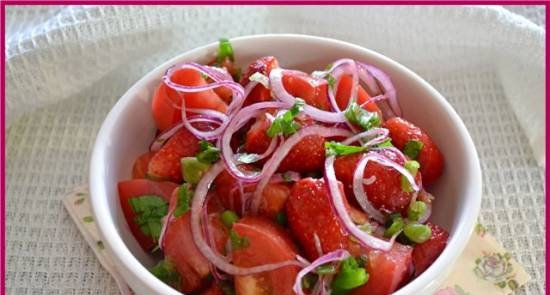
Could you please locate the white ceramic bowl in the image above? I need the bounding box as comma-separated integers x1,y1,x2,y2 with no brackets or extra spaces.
90,34,482,295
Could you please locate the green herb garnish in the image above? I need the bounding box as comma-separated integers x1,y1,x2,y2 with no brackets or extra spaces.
403,140,424,160
316,264,337,275
128,195,168,242
325,141,366,157
331,256,369,295
217,38,234,63
407,201,427,222
173,185,193,218
327,74,337,89
275,212,288,227
266,99,305,137
181,157,210,184
384,213,405,238
151,259,181,286
221,210,240,228
345,102,381,131
197,140,220,164
230,229,250,250
401,160,420,193
403,223,432,243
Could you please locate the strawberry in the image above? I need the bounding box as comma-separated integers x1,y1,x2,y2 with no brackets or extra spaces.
200,285,224,295
335,74,382,118
412,222,449,275
240,56,279,106
131,151,156,179
244,115,326,174
383,117,444,185
333,150,420,215
213,166,292,218
286,178,360,260
351,243,413,295
147,127,200,182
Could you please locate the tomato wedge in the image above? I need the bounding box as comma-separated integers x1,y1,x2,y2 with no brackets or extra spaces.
232,217,300,295
152,68,228,131
118,179,178,251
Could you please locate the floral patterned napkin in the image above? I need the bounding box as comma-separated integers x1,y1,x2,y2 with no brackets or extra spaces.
63,185,530,295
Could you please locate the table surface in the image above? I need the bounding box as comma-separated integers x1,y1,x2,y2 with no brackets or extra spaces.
5,5,545,295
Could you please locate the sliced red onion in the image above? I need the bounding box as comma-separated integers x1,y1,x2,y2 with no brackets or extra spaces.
187,117,223,126
313,233,323,256
235,136,279,164
357,62,401,117
325,156,397,251
158,203,176,250
190,162,305,275
150,122,185,151
250,126,353,214
187,108,229,122
417,190,434,224
269,68,347,123
312,59,359,113
248,72,270,89
342,127,389,147
292,249,351,295
270,171,301,184
352,154,390,223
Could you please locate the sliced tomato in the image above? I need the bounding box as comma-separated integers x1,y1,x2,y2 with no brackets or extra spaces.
335,74,382,117
282,73,331,110
118,179,178,251
131,151,156,179
163,210,228,294
152,68,228,131
232,217,300,295
351,243,413,295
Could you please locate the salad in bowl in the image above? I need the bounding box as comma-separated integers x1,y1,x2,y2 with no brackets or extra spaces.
116,39,451,295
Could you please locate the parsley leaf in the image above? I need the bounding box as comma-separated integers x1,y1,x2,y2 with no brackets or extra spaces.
331,256,369,294
173,185,193,218
325,141,367,157
327,74,337,89
128,195,168,242
401,160,420,193
345,102,381,131
403,140,424,160
150,259,181,286
196,141,220,164
375,138,394,148
181,157,210,185
229,229,250,250
266,99,305,137
216,38,234,64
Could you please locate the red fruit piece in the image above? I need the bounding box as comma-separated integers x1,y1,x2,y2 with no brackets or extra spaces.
232,217,300,295
152,68,228,132
412,222,449,276
163,211,228,294
351,243,413,295
200,285,224,295
334,150,419,215
383,117,444,184
131,151,156,179
282,73,331,110
117,179,178,251
147,127,200,182
214,166,292,218
335,74,382,118
240,56,279,106
286,178,365,260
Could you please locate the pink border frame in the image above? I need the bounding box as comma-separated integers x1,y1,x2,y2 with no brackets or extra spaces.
0,2,547,295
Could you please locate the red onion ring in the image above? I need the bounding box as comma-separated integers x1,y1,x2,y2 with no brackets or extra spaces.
190,162,306,275
357,62,401,117
325,156,398,251
292,249,350,295
250,126,353,214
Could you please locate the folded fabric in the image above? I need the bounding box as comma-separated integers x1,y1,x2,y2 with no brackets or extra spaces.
63,185,530,295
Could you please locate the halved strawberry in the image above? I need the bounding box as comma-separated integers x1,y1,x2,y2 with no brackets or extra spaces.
335,74,382,118
282,73,331,110
383,117,444,185
131,151,156,179
200,285,224,295
147,127,200,182
240,56,279,106
232,217,300,295
412,222,449,276
286,178,365,260
351,243,413,295
334,150,420,215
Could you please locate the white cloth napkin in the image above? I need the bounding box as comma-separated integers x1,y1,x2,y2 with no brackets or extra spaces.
5,5,545,165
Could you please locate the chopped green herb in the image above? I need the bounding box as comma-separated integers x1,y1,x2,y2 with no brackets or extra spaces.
221,210,240,228
403,223,432,243
345,102,381,131
266,99,305,137
302,273,318,290
83,216,94,223
181,157,210,184
401,160,420,193
151,259,181,286
375,138,394,148
325,63,334,71
384,214,405,238
331,257,369,295
235,152,260,164
275,212,288,227
128,195,168,242
197,140,220,164
173,185,193,218
316,264,337,275
327,74,337,89
230,229,250,250
403,140,424,160
325,141,366,157
217,38,234,63
358,223,373,234
407,201,427,222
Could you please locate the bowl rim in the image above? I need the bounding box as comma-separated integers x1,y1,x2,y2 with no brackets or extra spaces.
90,33,482,295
